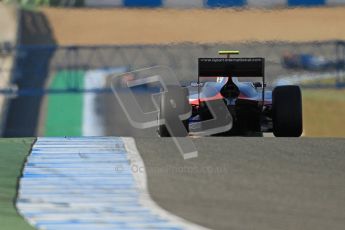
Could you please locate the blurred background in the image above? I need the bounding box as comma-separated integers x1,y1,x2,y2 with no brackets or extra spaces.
0,0,344,137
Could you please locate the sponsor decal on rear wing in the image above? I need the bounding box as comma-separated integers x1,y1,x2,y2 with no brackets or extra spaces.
198,58,265,77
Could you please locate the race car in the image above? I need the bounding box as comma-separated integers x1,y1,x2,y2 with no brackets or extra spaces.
281,52,343,71
158,51,303,137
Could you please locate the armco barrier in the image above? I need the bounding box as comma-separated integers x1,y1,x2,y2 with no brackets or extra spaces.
87,0,345,7
85,0,345,7
4,41,345,89
124,0,161,7
4,0,345,7
206,0,246,7
2,41,344,137
288,0,325,6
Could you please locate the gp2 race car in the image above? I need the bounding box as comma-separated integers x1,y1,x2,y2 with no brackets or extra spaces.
282,52,344,71
158,51,303,137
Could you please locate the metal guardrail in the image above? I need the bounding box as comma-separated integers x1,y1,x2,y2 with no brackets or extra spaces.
1,0,84,7
3,0,345,8
0,41,344,96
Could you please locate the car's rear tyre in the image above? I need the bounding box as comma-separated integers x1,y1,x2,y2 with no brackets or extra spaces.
272,85,303,137
158,86,190,137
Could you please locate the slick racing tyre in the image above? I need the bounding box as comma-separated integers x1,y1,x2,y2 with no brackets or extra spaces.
158,86,190,137
272,85,303,137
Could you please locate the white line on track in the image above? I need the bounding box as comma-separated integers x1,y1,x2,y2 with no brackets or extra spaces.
122,137,209,230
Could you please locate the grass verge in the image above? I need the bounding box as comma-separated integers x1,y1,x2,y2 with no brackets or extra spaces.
303,89,345,137
44,70,84,136
0,138,35,230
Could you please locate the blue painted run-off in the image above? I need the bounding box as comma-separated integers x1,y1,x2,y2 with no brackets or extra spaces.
206,0,247,7
288,0,325,6
124,0,162,7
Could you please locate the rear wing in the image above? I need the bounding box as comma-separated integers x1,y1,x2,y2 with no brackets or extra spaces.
198,58,265,77
197,57,266,106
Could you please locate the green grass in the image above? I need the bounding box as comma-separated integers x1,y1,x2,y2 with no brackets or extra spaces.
44,70,85,136
0,138,35,230
300,77,338,86
303,88,345,102
302,89,345,137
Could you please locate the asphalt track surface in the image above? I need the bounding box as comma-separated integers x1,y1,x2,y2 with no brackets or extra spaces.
5,9,345,230
134,137,345,230
103,89,345,230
